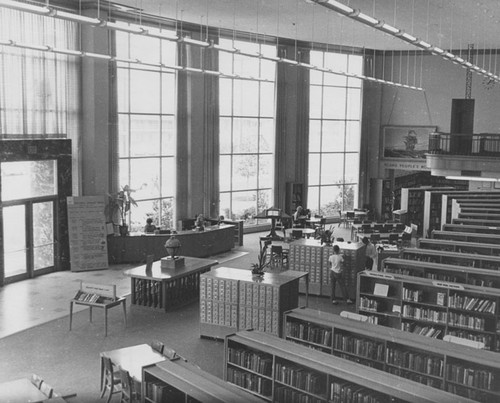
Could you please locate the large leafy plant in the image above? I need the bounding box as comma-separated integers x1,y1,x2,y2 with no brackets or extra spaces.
106,185,138,227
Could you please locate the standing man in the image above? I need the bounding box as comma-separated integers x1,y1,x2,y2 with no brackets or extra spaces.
362,237,378,270
329,245,353,305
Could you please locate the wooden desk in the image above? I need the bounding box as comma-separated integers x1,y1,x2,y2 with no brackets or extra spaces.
284,227,316,239
0,378,48,403
200,267,308,339
124,257,218,311
100,344,165,384
107,224,235,263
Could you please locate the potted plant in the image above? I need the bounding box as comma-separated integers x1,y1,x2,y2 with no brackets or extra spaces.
106,185,138,236
251,244,269,277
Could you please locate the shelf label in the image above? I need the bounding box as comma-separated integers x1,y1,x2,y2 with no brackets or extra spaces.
365,271,394,279
432,281,464,290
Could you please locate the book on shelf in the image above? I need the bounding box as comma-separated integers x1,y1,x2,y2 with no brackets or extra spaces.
373,283,389,297
437,292,446,306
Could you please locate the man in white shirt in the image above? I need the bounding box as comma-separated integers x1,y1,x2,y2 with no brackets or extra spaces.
329,245,353,305
362,237,378,270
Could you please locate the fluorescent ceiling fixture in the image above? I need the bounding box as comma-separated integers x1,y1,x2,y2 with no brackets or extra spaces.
443,52,455,59
84,52,112,60
352,12,379,25
0,0,51,14
317,0,354,14
181,37,210,47
446,176,500,182
431,47,445,55
399,32,418,42
54,10,100,25
105,21,145,34
417,40,432,49
455,57,465,63
380,23,400,34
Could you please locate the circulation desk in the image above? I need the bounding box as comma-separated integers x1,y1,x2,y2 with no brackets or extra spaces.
199,267,308,339
124,257,218,311
107,224,235,264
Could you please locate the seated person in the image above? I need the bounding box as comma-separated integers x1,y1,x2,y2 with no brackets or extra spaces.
144,218,157,233
293,206,306,227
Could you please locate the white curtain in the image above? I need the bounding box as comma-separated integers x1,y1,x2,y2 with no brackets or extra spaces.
0,8,81,192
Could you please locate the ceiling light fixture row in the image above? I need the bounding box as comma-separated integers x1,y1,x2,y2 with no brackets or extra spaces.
0,38,274,82
311,0,500,83
0,0,423,91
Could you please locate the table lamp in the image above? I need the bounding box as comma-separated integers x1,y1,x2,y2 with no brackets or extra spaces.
161,232,185,269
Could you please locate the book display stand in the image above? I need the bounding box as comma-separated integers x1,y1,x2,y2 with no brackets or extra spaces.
69,282,126,337
224,329,474,403
283,307,500,403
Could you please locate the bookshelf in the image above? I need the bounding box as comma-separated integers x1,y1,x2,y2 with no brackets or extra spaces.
418,239,500,256
382,257,500,289
454,218,500,227
458,212,500,220
283,308,500,403
431,230,500,245
288,239,365,298
142,357,263,403
421,190,500,238
199,267,306,339
401,187,455,236
357,270,500,351
442,193,500,227
370,178,393,221
442,223,500,235
224,329,473,403
400,247,500,270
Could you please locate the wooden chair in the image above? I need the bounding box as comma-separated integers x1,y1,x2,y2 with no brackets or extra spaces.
270,245,288,269
291,229,303,240
40,382,54,399
31,373,44,389
100,356,121,403
388,233,399,244
119,367,140,403
150,340,164,355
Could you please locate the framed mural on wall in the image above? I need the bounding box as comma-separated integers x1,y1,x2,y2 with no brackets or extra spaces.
382,125,437,159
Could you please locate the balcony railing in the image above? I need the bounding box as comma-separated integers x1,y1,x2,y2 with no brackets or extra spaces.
428,133,500,156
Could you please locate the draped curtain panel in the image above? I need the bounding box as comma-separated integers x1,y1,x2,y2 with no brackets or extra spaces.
0,9,81,191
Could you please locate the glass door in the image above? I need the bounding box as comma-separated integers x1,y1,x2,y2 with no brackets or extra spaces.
1,160,58,282
2,205,27,278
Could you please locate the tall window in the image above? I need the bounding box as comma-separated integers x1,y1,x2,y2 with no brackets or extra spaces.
219,38,276,224
116,26,177,231
308,51,362,216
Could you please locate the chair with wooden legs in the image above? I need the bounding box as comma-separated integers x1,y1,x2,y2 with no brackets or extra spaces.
100,356,121,403
119,367,140,403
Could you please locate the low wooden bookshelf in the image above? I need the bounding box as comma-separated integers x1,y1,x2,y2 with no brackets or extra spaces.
357,270,500,352
431,230,500,245
224,329,474,403
418,238,500,256
382,257,500,289
142,356,263,403
442,223,500,235
453,218,500,227
283,307,500,403
400,247,500,269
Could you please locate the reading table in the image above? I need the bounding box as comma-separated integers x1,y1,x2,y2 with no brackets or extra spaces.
124,256,218,311
0,378,48,402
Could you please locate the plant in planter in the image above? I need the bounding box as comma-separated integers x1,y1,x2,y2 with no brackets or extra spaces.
251,243,269,276
106,185,138,236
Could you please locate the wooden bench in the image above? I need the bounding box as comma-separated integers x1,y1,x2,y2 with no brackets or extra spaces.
69,282,127,337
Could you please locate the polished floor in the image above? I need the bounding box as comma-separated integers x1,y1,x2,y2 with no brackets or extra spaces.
0,225,352,340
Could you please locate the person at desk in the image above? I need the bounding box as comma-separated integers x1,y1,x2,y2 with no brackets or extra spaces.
329,245,353,305
144,217,157,233
361,236,378,271
293,206,307,227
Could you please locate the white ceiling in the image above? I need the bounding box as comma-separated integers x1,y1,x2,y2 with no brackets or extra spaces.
108,0,500,52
